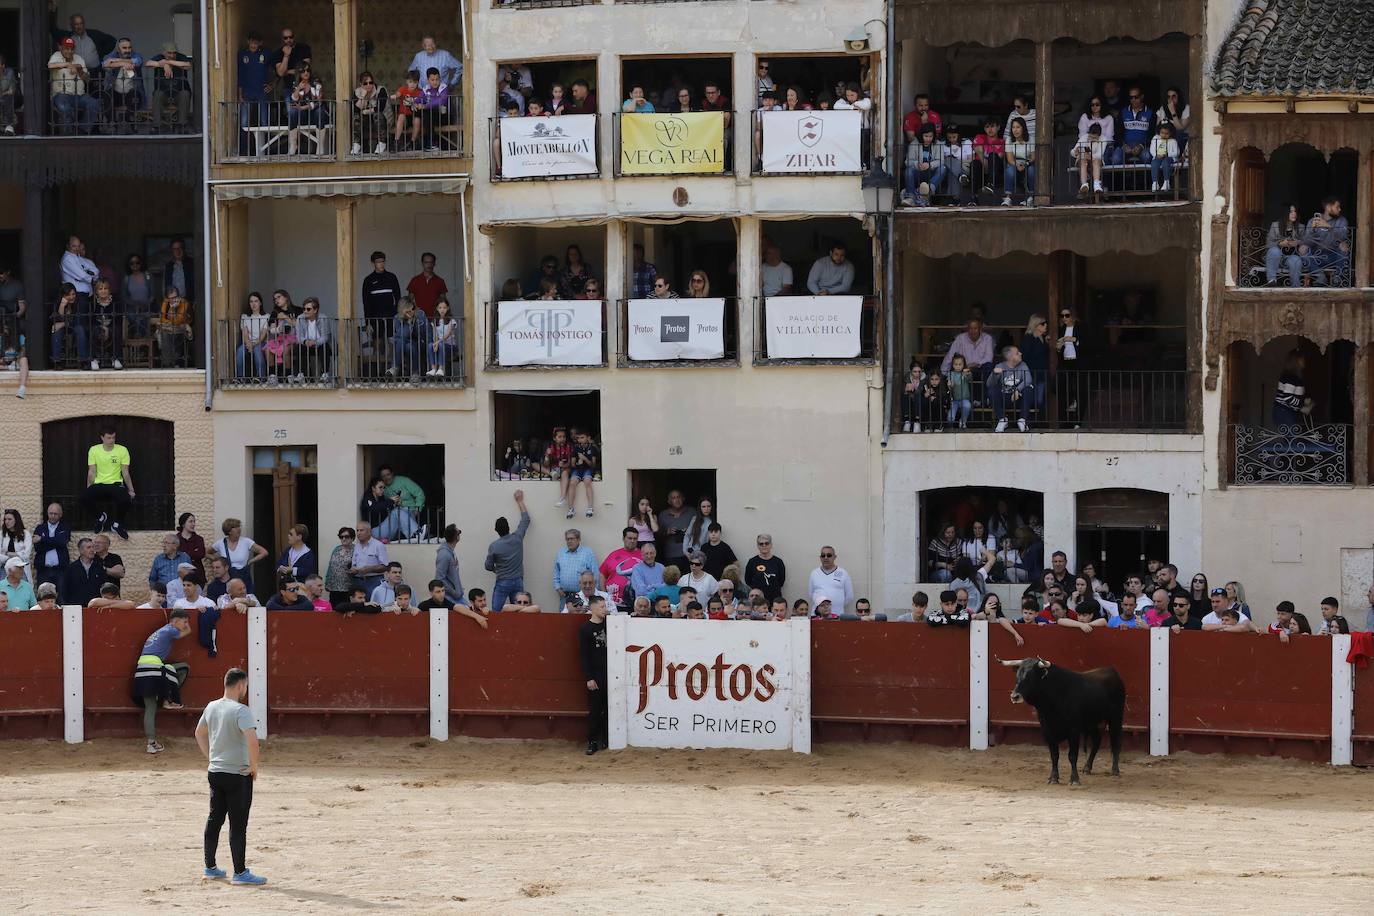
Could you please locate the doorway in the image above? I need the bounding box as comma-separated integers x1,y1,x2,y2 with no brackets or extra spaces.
628,469,718,523
250,446,319,590
1074,489,1168,589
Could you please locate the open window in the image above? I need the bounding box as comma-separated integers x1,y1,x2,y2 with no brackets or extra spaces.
487,226,607,368
359,444,445,542
42,416,175,531
628,469,717,520
492,390,601,480
756,217,875,363
1074,489,1169,590
250,445,319,589
621,220,738,365
490,58,600,181
616,56,733,177
918,486,1044,583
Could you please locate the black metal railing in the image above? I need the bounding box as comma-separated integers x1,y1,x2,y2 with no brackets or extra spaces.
344,94,464,159
488,114,601,181
43,492,176,532
753,295,878,365
46,68,197,136
1235,225,1354,289
214,318,337,388
219,100,337,161
369,503,448,544
486,299,608,369
613,110,732,177
1231,423,1351,485
493,457,604,482
48,305,186,369
615,297,740,367
343,317,465,387
896,368,1188,433
750,108,868,176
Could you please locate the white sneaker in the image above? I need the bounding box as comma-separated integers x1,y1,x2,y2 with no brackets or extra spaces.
959,420,967,429
901,420,912,432
1017,418,1028,432
1078,182,1089,197
112,359,124,370
1161,180,1171,191
555,499,566,508
995,418,1008,433
1001,196,1012,206
1151,181,1159,192
14,384,25,399
1093,180,1104,193
913,421,921,433
267,375,278,386
375,141,387,154
351,142,362,155
90,360,100,371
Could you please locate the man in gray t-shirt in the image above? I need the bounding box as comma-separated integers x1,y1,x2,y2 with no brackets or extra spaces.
194,668,266,885
484,489,529,611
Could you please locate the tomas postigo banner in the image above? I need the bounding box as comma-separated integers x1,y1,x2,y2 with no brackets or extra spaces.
764,296,862,359
620,112,726,175
496,300,602,366
759,109,863,173
606,615,812,752
626,298,726,361
499,114,598,178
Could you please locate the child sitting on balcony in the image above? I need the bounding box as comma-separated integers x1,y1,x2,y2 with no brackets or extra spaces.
566,430,599,520
1148,122,1181,194
545,427,573,505
393,70,422,152
972,117,1005,198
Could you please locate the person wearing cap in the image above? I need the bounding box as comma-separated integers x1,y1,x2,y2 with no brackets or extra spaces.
32,582,60,610
1200,588,1234,629
147,41,193,129
807,546,854,615
48,36,99,134
1,557,37,612
149,532,193,593
811,593,835,620
61,536,105,608
167,561,199,605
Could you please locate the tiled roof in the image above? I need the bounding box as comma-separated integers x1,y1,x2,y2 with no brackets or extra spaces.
1212,0,1374,97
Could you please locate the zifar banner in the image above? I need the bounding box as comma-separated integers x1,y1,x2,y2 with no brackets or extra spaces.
764,296,863,359
620,112,726,175
606,615,812,752
759,109,862,173
498,114,598,178
626,298,726,361
495,300,602,366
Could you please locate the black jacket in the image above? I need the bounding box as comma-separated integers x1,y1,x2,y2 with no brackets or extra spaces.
361,270,402,319
61,558,106,607
34,521,72,573
163,256,196,302
578,618,608,685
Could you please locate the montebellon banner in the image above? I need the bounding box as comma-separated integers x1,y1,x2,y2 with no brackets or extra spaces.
620,112,726,175
764,296,863,358
499,114,598,178
626,298,726,361
760,109,862,173
607,616,812,752
495,300,602,366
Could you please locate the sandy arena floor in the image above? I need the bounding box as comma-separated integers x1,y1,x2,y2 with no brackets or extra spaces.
2,736,1371,914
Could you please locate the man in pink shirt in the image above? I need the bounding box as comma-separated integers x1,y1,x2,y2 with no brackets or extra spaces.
599,528,643,613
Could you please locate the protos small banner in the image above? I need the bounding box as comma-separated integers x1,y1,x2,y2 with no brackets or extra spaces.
495,300,603,366
498,114,598,178
620,112,726,175
606,616,812,752
626,298,726,361
764,295,863,359
759,109,863,173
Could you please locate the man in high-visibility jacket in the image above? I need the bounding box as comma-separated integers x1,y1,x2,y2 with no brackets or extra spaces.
132,608,192,755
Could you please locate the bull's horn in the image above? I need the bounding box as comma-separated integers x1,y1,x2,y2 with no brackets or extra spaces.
996,657,1025,667
1036,658,1051,668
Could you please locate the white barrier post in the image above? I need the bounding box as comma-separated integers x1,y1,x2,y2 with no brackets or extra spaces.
62,605,83,744
1149,627,1169,756
430,607,449,741
606,614,628,750
790,616,812,754
968,620,988,750
1331,634,1353,766
247,606,268,738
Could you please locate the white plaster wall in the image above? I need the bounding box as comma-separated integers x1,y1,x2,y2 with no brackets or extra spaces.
53,1,189,58
353,197,465,312
881,435,1204,612
244,199,339,315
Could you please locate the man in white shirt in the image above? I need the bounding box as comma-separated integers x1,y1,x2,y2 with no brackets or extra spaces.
760,244,794,297
216,578,259,614
562,569,613,614
138,584,168,609
174,579,216,613
60,235,99,304
807,546,854,614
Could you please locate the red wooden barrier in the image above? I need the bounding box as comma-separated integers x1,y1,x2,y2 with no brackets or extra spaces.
811,622,969,745
449,614,587,740
83,607,249,739
1354,664,1374,766
0,610,64,739
1169,631,1331,760
266,612,429,736
987,626,1151,749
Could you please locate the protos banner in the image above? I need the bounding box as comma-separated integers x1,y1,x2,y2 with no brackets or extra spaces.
606,616,812,752
626,298,726,361
764,296,863,359
495,300,602,366
759,109,862,173
498,114,598,178
620,112,726,175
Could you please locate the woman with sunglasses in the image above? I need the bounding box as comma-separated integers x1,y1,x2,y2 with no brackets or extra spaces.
1075,96,1114,198
325,527,357,608
1020,313,1050,415
685,270,711,298
1054,306,1081,421
352,70,388,155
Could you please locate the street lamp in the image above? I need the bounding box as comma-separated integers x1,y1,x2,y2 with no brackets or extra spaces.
862,156,896,216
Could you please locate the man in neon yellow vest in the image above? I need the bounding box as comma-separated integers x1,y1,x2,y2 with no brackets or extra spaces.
132,608,191,754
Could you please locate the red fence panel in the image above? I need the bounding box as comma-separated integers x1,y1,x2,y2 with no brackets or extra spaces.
988,625,1152,748
0,610,65,739
83,607,249,739
811,622,969,745
266,612,429,736
1168,631,1331,761
449,614,588,741
1354,660,1374,766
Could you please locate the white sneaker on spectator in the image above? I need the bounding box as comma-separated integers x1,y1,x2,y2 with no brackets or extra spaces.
89,360,99,371
2,125,13,135
1017,418,1028,432
351,142,362,155
1001,196,1012,206
385,366,397,377
15,384,25,399
1151,181,1159,192
1162,180,1171,191
1093,180,1104,193
1078,182,1089,198
555,499,566,507
112,359,124,370
959,420,967,429
565,507,575,519
267,375,279,386
995,418,1008,433
320,372,331,383
901,420,912,432
913,421,921,433
375,141,387,154
900,191,915,208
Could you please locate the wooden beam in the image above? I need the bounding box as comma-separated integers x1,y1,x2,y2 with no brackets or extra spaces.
1355,344,1370,487
333,0,357,162
334,198,356,372
1034,41,1052,205
1188,33,1205,202
1357,149,1372,288
21,185,46,368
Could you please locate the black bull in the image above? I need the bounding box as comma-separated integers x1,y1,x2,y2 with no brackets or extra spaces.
1000,657,1126,785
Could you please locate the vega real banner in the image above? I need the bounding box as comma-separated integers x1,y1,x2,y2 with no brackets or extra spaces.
626,298,726,361
620,112,726,175
764,295,863,359
606,616,812,752
496,300,602,366
499,114,598,178
760,109,863,173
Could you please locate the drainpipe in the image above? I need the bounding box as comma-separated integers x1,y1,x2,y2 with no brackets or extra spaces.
880,2,897,448
200,0,213,411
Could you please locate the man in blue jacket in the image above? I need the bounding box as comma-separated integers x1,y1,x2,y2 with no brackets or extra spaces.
1112,86,1154,165
33,502,71,590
